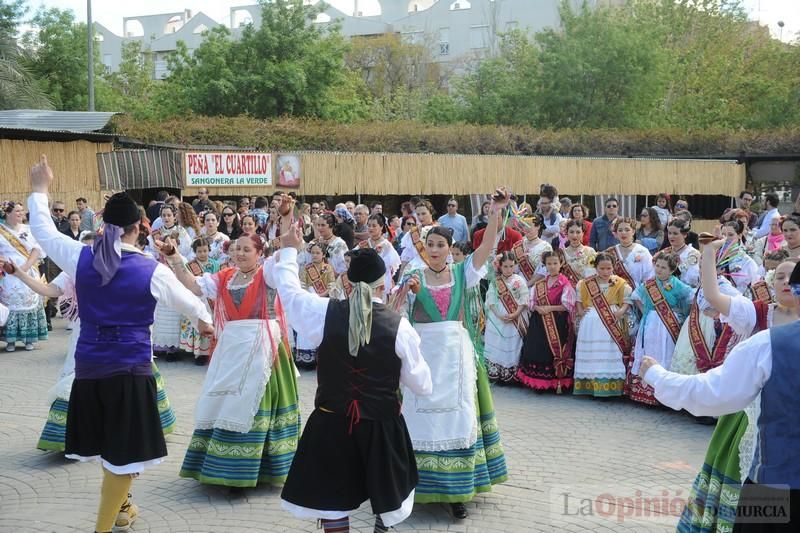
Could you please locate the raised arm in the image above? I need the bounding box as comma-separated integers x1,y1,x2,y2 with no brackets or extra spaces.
273,227,330,348
640,330,771,417
472,188,510,270
27,193,84,278
26,156,85,278
699,239,731,316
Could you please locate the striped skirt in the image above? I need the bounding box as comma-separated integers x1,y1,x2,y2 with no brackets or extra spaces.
37,362,176,452
179,343,300,488
414,363,508,503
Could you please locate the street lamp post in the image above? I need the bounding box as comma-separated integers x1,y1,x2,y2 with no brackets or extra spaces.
778,20,785,42
87,0,95,111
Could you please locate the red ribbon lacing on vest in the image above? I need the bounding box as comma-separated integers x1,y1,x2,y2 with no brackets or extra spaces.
346,367,367,434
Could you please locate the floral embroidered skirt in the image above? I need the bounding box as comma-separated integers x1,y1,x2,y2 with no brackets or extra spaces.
4,306,48,345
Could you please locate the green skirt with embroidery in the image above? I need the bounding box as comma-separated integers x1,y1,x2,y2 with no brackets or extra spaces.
677,412,748,533
179,343,301,487
413,363,508,503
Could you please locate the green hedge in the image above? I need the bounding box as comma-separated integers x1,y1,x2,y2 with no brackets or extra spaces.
112,115,800,156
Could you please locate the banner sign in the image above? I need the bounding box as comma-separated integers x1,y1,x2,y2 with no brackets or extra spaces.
276,154,301,188
185,152,272,187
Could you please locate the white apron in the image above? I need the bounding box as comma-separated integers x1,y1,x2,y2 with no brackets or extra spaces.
194,319,280,433
401,321,477,451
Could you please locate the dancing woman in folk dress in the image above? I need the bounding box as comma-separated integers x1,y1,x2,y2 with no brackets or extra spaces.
625,253,692,406
160,230,301,490
572,253,633,398
402,191,510,520
517,250,577,392
675,259,797,533
561,220,596,288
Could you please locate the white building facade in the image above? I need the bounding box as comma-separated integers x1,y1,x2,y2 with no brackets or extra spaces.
95,1,618,78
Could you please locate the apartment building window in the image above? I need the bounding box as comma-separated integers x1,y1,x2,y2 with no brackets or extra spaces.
402,30,424,45
450,1,471,10
439,27,450,56
469,24,489,49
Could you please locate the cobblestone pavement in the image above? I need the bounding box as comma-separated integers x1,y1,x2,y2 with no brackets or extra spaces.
0,321,713,532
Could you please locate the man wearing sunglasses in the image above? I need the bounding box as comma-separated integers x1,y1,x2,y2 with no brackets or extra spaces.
51,201,69,233
589,198,620,251
437,199,470,244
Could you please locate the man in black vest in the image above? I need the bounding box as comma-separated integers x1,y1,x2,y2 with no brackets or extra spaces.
274,225,432,533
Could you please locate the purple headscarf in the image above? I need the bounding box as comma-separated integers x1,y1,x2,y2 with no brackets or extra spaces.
92,224,123,286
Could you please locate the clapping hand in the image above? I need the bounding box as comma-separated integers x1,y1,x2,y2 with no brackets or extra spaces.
154,237,178,258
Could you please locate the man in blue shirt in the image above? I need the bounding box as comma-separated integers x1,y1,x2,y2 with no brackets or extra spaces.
589,197,620,251
437,199,470,243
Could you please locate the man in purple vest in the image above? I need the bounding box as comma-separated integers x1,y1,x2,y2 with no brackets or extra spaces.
27,156,213,533
640,250,800,532
274,225,432,533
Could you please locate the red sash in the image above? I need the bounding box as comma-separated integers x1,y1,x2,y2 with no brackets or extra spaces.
585,276,629,355
409,225,431,267
562,260,580,287
644,279,681,343
609,247,636,288
535,279,571,391
305,263,329,295
187,260,204,277
512,240,536,282
750,280,772,303
496,276,526,337
688,296,733,372
341,274,353,298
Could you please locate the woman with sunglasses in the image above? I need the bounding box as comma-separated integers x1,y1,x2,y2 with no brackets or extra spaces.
635,207,663,254
394,215,417,255
219,208,242,240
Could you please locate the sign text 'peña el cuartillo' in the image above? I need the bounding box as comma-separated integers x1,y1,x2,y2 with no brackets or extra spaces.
185,152,272,187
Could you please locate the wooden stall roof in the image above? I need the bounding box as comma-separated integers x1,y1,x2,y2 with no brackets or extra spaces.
0,139,114,208
182,151,746,197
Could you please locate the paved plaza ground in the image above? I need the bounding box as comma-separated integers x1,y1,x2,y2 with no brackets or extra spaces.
0,320,713,532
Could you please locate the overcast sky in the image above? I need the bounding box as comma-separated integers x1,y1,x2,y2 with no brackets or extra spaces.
20,0,800,42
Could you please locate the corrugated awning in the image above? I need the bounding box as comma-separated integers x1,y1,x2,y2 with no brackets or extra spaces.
97,150,183,190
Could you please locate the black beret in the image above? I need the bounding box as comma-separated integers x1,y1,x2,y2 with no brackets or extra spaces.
347,248,386,284
103,193,140,227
